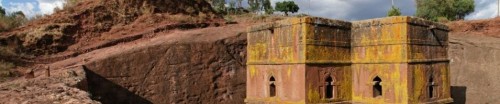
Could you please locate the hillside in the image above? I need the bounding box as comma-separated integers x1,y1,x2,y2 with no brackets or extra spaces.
0,0,220,65
447,17,500,37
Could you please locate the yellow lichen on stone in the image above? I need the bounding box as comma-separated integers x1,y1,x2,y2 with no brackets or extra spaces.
307,84,322,103
246,16,451,104
249,66,257,78
287,67,291,77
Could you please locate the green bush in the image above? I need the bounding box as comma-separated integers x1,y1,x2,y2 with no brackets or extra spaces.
247,0,260,12
0,47,16,72
437,17,450,23
0,6,27,32
0,60,14,72
262,0,273,15
387,6,401,16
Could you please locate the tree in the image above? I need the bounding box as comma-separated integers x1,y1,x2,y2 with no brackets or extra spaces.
64,0,79,7
10,11,27,27
248,0,273,14
0,11,27,32
210,0,226,13
237,0,243,8
275,1,299,16
262,0,273,14
229,0,237,9
248,0,261,12
387,6,401,16
416,0,474,21
11,11,26,19
0,6,5,16
454,0,475,19
227,0,239,14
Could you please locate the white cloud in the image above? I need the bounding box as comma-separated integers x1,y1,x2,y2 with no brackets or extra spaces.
6,2,38,17
2,0,64,18
270,0,416,21
265,0,500,20
36,0,64,15
466,0,500,20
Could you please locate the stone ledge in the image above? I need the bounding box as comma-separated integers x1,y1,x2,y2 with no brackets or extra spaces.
247,58,450,65
248,16,352,32
352,16,449,31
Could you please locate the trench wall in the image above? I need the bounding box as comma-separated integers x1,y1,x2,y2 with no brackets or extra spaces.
448,34,500,104
81,33,247,104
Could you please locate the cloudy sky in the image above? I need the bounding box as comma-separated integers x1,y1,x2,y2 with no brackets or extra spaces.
0,0,498,20
0,0,64,17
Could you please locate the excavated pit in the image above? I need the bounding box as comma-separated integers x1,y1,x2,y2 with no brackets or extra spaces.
45,24,249,104
73,23,500,104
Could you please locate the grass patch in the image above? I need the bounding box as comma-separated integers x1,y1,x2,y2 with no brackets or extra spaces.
0,60,14,83
0,46,16,78
0,60,14,71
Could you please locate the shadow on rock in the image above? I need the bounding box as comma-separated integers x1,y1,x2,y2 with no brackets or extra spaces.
450,86,466,104
83,66,152,104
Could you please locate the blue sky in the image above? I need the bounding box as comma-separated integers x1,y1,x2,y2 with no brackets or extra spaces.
0,0,498,20
0,0,64,18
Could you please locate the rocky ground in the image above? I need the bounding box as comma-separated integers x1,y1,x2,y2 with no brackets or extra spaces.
0,66,99,104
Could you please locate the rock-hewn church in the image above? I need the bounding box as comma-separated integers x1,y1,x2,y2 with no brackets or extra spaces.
246,16,452,104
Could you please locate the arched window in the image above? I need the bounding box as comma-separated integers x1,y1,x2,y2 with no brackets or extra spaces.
270,76,276,97
373,76,382,97
428,76,435,98
325,76,334,99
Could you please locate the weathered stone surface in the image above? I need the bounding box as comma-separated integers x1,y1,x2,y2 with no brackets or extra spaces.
448,34,500,104
74,26,248,104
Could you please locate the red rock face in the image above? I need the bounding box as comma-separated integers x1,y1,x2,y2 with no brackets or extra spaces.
79,32,247,103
